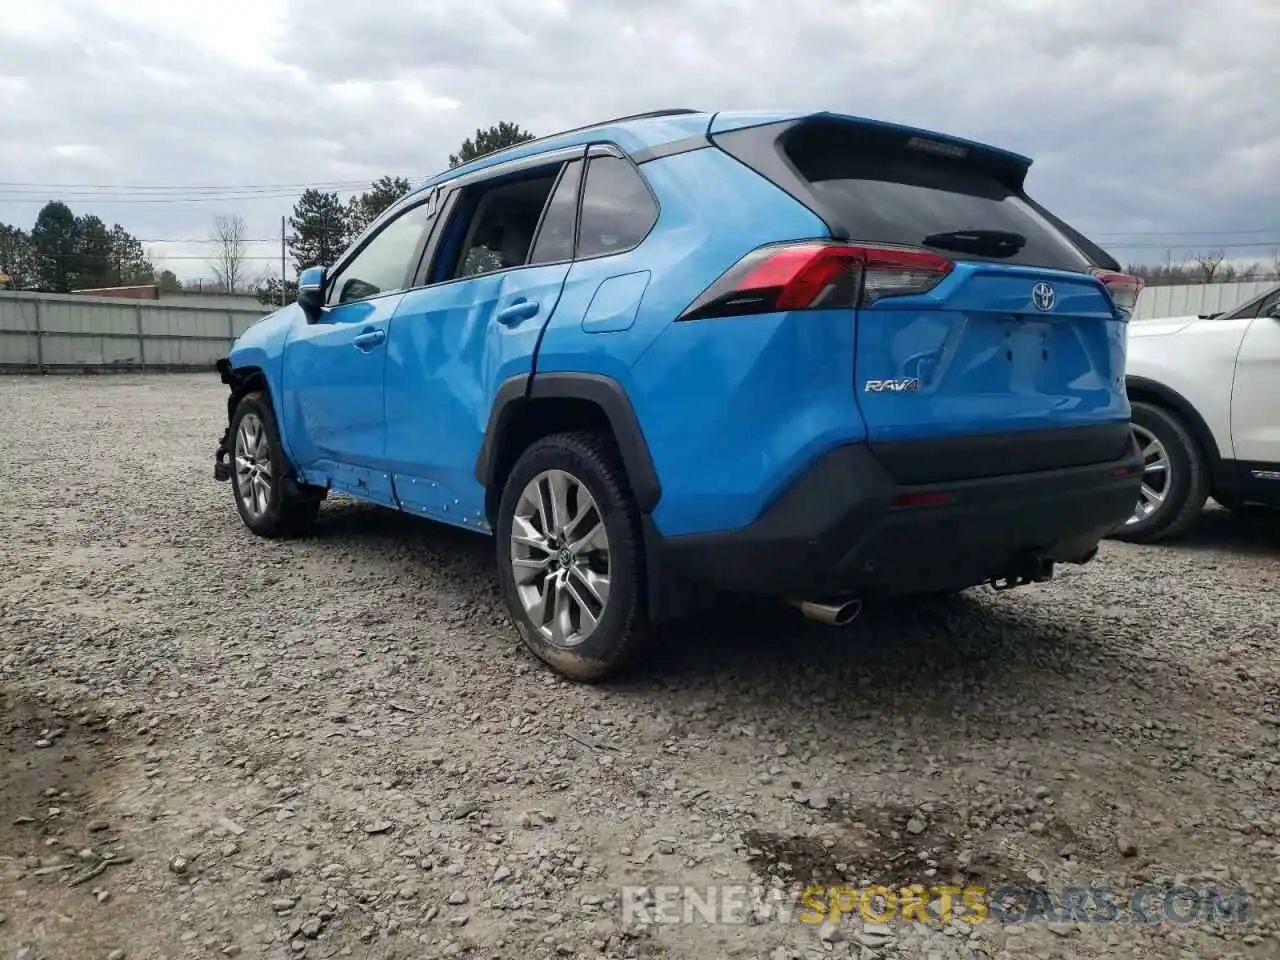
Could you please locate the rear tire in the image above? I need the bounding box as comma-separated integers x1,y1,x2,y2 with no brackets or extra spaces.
229,391,321,538
495,431,649,682
1109,401,1208,544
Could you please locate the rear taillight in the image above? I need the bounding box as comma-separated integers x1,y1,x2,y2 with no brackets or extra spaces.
677,241,953,322
1091,269,1144,319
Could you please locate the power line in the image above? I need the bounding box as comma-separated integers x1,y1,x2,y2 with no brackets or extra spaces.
0,193,320,205
134,238,281,244
0,178,405,191
1093,229,1280,237
1103,241,1280,250
0,188,358,198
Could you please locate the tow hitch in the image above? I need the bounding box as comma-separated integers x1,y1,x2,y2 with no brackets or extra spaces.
988,556,1054,591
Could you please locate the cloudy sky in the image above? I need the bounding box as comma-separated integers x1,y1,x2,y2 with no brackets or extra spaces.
3,0,1278,284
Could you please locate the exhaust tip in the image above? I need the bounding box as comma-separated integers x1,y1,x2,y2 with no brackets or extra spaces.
789,598,862,626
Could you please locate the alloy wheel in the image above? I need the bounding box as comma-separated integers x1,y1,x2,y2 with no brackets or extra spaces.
510,469,611,648
1126,423,1171,525
234,412,273,518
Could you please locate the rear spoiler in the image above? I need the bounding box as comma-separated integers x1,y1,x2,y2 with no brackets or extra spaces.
709,112,1121,273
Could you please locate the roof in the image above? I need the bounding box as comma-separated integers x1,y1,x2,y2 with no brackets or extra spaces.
406,108,1032,198
409,109,713,196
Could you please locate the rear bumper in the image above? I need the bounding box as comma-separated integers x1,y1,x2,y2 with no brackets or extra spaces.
660,429,1143,599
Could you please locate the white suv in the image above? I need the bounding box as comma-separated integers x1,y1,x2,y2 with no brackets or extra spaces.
1114,283,1280,542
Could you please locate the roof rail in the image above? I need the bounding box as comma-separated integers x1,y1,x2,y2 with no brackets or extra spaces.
443,108,706,176
594,108,703,124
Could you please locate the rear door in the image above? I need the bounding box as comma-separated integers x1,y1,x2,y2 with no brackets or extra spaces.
382,150,583,526
713,116,1134,471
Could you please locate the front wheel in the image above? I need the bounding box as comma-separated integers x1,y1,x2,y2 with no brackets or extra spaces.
229,391,320,538
1109,401,1208,544
494,431,649,682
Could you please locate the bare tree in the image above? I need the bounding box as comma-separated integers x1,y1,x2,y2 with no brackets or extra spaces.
1271,248,1280,279
1193,249,1226,283
211,214,249,294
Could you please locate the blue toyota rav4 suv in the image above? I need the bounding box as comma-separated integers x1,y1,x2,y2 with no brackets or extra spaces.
214,108,1145,681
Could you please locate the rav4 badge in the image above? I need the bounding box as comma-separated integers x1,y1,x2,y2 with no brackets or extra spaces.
864,378,920,393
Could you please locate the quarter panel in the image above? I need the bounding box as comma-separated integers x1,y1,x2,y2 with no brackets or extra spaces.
530,148,835,538
631,308,865,537
1125,317,1250,458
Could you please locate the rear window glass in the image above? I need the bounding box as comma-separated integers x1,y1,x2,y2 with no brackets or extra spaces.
782,123,1091,272
577,156,658,259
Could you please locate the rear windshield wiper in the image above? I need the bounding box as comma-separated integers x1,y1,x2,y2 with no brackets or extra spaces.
922,229,1026,258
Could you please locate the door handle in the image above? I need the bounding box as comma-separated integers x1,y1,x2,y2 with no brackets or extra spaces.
496,298,540,326
352,328,386,350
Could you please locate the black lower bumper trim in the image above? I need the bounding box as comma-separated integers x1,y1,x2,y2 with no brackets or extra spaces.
870,422,1133,484
661,436,1143,599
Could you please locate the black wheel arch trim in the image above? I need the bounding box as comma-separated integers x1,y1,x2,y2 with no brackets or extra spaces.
217,357,270,423
475,371,662,513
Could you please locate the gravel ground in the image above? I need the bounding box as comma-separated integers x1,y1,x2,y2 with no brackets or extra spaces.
2,373,1280,960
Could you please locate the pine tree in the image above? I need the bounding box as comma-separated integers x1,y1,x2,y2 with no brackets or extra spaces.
288,189,350,273
31,202,79,292
448,122,536,168
109,224,155,286
348,176,413,235
73,215,114,288
0,224,37,289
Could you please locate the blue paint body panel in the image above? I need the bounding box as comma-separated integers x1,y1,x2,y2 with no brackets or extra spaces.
632,307,865,535
282,294,403,505
853,263,1128,443
225,306,296,460
220,106,1131,558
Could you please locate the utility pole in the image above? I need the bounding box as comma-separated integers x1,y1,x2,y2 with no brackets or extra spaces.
280,215,287,307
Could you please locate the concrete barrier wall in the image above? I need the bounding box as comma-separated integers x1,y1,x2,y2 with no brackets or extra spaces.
1133,280,1276,321
0,291,268,372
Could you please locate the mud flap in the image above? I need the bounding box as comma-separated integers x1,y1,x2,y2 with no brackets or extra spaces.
214,425,231,482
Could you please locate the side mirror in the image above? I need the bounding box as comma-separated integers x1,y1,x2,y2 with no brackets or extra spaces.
297,265,327,320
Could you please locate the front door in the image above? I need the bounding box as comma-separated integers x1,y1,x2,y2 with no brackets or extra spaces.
1230,288,1280,503
383,155,583,527
282,196,438,506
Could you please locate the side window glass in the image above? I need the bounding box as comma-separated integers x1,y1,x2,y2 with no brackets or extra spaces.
1259,290,1280,319
577,156,658,259
1228,297,1263,320
327,201,433,306
528,160,583,266
449,170,561,280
